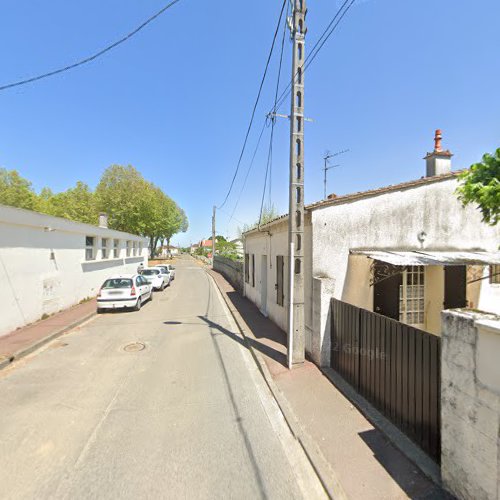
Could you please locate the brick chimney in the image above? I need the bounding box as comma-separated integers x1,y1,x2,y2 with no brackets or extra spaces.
98,212,108,228
424,129,453,177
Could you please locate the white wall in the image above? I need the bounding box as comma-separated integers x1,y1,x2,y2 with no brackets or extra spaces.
312,177,500,312
244,220,290,333
441,310,500,500
0,205,148,336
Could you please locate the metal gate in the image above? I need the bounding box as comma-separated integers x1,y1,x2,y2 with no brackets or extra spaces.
331,298,441,462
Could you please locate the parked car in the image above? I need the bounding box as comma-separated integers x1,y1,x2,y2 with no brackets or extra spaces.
154,264,175,281
97,274,152,313
140,267,168,290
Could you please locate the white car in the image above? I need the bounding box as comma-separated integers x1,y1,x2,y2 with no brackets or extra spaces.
97,274,152,313
140,268,168,290
154,265,174,283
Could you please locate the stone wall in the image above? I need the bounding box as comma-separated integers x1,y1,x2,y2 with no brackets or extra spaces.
214,256,243,294
441,310,500,500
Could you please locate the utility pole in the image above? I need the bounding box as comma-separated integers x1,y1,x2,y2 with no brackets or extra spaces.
212,206,216,267
287,0,307,368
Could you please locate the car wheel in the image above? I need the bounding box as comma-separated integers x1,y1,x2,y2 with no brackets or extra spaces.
149,290,154,301
134,297,142,311
97,308,104,314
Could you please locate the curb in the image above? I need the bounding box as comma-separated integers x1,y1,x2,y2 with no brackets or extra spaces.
0,311,97,372
206,269,347,500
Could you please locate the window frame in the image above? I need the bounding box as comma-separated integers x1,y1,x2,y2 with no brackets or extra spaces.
245,254,250,283
113,239,120,258
85,236,96,261
101,238,109,259
489,264,500,285
251,254,255,287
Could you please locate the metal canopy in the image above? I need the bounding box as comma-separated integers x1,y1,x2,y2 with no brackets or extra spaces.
351,250,500,266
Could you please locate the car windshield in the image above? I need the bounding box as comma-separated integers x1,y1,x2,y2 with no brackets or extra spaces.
102,278,132,289
157,267,168,273
142,269,159,276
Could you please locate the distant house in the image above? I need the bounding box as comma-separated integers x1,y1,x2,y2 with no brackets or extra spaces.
230,238,244,258
243,131,500,365
158,245,179,257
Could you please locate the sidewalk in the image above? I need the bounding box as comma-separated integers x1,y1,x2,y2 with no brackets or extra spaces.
208,268,449,499
0,299,96,370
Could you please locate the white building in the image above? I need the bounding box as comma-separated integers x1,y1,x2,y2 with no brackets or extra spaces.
0,205,148,337
243,132,500,365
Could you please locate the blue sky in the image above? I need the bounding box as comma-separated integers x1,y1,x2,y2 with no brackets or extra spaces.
1,0,499,246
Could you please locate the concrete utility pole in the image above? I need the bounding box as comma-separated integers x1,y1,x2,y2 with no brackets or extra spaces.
287,0,307,368
212,206,216,267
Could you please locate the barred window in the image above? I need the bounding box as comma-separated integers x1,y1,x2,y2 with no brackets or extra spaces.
490,265,500,284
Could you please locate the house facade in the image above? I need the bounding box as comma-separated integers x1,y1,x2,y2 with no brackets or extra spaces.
0,204,148,336
243,133,500,365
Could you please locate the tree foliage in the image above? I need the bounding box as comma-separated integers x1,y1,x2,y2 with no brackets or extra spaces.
457,148,500,225
240,204,280,234
0,168,38,210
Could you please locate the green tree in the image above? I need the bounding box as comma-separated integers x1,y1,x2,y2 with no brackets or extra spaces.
95,165,149,234
457,148,500,225
0,168,38,210
241,204,280,233
38,181,98,224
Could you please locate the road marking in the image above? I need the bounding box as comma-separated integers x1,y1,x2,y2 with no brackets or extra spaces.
207,273,328,500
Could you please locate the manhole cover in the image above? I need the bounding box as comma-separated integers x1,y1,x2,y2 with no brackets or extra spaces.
123,342,146,352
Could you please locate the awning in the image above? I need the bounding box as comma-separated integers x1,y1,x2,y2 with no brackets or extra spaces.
350,250,500,266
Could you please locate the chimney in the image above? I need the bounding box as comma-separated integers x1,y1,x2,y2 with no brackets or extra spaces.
424,129,453,177
98,212,108,228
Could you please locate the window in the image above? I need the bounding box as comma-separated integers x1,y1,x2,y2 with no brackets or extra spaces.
139,242,143,255
113,239,119,258
85,236,95,261
245,254,250,283
133,242,138,256
101,238,109,259
276,256,284,306
126,241,132,257
251,254,255,287
399,266,425,326
490,265,500,284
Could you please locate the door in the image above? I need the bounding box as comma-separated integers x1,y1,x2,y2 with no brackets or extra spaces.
444,266,467,309
276,256,284,306
373,262,402,320
260,255,268,316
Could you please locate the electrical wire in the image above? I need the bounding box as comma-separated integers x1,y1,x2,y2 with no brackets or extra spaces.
216,0,287,210
0,0,182,92
259,3,289,227
270,0,355,114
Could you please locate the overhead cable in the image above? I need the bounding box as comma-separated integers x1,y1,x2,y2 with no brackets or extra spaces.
216,0,288,210
0,0,182,92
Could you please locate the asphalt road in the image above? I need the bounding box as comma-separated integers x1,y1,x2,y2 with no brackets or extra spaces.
0,256,325,500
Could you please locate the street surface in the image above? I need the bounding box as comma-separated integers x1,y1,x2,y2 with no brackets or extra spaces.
0,256,324,499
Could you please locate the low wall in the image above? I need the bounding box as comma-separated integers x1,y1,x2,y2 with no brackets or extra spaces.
441,310,500,500
214,256,243,294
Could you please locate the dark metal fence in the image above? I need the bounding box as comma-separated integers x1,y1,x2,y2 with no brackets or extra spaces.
331,298,441,462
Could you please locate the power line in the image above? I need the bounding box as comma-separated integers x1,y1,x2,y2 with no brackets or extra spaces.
227,118,269,226
216,0,287,210
259,2,288,226
0,0,182,92
271,0,355,114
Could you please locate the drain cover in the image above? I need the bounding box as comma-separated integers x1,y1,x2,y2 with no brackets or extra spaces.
123,342,146,352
